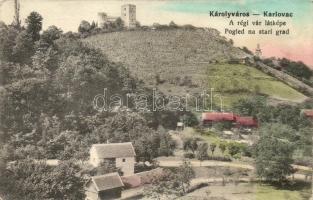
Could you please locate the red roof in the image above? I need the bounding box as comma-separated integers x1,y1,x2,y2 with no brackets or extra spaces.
202,112,237,122
121,175,141,188
236,116,258,127
303,110,313,118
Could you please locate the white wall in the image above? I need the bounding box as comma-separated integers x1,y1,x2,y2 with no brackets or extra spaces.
89,147,101,167
116,157,135,176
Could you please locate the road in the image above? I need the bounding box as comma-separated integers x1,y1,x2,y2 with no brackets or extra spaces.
157,158,312,172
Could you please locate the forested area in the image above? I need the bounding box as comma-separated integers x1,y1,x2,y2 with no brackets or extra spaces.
0,12,180,199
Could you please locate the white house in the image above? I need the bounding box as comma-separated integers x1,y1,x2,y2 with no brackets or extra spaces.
89,142,136,176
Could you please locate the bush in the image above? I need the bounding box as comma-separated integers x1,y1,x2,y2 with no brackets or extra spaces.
184,152,195,159
227,142,242,157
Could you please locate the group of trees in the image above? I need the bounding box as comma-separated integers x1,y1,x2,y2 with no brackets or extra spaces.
254,124,296,183
279,58,313,81
0,11,182,199
262,57,313,86
78,18,125,37
145,160,195,199
233,96,313,182
0,159,85,200
183,137,247,161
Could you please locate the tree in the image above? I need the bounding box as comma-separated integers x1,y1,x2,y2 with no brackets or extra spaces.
219,142,227,155
40,25,63,46
176,160,195,194
12,30,35,64
196,142,208,161
3,160,85,199
183,137,198,153
25,12,43,41
255,134,294,182
210,143,216,155
0,24,18,62
227,142,241,157
169,21,178,28
144,169,180,200
158,133,175,157
114,18,124,30
78,20,91,34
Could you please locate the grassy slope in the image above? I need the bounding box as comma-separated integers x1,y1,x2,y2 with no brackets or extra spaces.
84,29,307,106
207,64,307,106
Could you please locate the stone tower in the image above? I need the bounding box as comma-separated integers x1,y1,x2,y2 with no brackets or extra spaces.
255,43,262,58
121,4,136,28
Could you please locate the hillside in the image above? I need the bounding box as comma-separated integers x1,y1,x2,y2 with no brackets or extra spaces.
83,29,307,106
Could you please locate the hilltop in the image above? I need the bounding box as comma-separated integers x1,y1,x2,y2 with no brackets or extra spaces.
83,29,307,106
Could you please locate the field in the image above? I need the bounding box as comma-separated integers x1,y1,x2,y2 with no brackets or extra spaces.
84,29,307,106
182,182,311,200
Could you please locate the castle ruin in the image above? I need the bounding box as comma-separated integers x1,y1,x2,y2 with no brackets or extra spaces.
97,4,137,29
121,4,136,28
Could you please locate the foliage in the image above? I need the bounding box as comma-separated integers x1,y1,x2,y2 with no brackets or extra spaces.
255,125,295,182
144,162,195,198
144,169,180,200
25,12,43,41
279,58,313,80
175,160,195,194
219,142,227,155
183,137,198,153
227,142,242,157
183,152,195,159
78,20,92,34
213,121,233,131
210,143,217,155
1,160,85,200
196,142,208,161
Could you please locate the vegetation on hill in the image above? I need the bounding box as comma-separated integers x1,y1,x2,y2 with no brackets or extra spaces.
84,30,307,105
263,57,313,85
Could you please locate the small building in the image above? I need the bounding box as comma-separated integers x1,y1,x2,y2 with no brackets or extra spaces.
89,142,136,176
85,172,124,200
121,4,136,28
235,116,258,128
177,122,184,131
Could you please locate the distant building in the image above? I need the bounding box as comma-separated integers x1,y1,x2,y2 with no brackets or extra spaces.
177,122,184,131
235,116,258,128
97,12,118,28
201,112,258,129
255,44,262,58
121,4,136,28
89,142,136,176
201,112,237,126
85,172,124,200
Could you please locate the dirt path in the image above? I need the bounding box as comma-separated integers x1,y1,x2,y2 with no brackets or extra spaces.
157,158,312,172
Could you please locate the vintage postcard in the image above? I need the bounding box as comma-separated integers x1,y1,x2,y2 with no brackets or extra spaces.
0,0,312,199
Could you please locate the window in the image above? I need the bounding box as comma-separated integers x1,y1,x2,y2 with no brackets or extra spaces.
122,158,126,162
